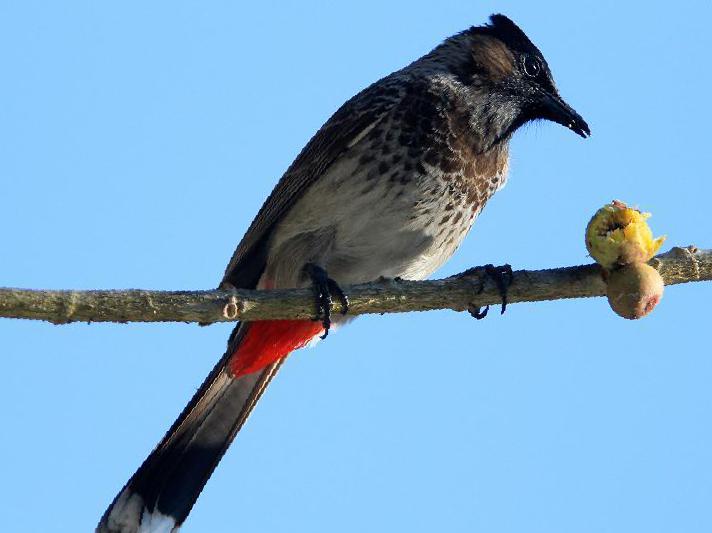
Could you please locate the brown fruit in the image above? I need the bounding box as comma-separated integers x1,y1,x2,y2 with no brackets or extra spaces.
606,263,664,319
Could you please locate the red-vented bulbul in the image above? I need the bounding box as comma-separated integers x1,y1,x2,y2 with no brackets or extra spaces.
98,14,589,532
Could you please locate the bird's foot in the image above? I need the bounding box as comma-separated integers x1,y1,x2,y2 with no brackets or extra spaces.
458,263,513,320
304,263,349,339
375,275,404,284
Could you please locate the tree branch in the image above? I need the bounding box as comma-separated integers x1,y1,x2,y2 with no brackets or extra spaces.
0,246,708,325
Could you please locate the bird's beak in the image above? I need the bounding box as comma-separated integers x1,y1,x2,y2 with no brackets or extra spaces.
538,92,590,138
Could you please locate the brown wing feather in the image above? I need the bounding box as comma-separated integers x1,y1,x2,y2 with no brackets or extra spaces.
221,81,401,289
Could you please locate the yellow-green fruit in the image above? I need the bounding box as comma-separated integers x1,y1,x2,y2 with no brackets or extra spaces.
585,201,666,270
606,263,664,319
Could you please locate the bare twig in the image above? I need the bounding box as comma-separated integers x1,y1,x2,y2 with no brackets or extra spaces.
0,246,708,325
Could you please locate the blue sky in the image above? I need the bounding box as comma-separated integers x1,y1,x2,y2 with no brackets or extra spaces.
1,2,711,532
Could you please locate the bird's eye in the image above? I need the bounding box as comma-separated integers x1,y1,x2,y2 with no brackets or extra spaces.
522,55,541,78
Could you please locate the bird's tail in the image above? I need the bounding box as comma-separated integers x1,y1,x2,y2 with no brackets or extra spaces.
97,319,323,533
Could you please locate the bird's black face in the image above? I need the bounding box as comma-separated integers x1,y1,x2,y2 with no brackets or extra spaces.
507,45,590,139
466,14,590,145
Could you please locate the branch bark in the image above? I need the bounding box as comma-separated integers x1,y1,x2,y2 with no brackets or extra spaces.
0,246,708,325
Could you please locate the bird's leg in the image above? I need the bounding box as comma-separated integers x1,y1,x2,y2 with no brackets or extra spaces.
458,263,513,320
303,263,349,339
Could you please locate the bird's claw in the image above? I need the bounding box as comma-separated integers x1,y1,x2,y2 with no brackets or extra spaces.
461,263,514,319
468,302,490,320
304,263,349,339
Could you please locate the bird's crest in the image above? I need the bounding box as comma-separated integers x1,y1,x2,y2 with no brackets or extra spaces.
471,14,543,58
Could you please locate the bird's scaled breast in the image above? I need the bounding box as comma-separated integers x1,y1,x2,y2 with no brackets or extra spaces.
268,144,506,286
266,82,510,287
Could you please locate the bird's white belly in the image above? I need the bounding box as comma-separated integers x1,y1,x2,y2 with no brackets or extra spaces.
263,156,481,289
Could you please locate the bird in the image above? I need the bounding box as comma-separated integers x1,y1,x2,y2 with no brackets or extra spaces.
98,13,589,532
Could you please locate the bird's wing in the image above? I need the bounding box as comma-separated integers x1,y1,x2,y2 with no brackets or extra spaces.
99,76,409,533
221,80,402,289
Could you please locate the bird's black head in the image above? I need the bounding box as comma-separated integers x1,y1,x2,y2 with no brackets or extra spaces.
443,14,590,147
